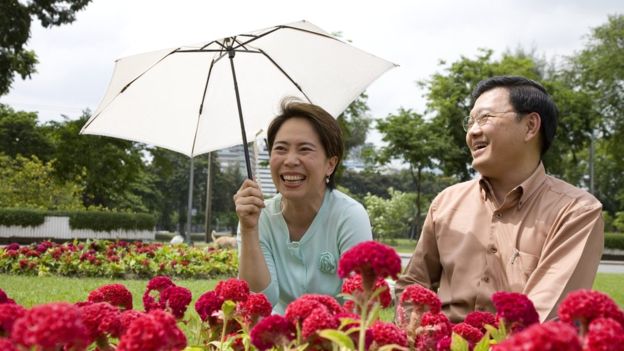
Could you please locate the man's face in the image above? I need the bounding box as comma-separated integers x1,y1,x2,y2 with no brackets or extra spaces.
466,87,528,179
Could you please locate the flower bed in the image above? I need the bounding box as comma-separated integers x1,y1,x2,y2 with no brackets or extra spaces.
0,240,237,279
0,241,622,350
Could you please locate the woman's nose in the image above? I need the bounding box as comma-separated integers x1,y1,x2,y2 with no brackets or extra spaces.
284,151,300,165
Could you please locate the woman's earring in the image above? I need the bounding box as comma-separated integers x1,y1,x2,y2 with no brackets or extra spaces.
325,175,330,184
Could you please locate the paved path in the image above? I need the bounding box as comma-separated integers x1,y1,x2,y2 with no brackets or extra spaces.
399,254,624,274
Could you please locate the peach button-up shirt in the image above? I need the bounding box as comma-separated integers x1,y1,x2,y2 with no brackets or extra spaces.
395,163,604,322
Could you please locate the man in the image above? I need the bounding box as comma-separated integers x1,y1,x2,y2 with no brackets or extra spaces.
395,76,604,322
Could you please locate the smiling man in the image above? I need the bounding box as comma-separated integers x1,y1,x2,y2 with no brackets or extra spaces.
395,76,604,322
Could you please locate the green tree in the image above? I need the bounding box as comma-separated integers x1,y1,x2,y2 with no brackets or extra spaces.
376,108,445,237
364,188,417,241
0,154,83,210
335,93,372,181
567,14,624,213
45,112,150,211
0,104,53,160
0,0,92,96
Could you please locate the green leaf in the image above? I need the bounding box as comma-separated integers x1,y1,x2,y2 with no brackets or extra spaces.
318,329,355,350
473,332,491,351
450,333,470,351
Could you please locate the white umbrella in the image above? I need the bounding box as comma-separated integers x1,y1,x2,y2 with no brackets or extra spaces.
80,20,396,240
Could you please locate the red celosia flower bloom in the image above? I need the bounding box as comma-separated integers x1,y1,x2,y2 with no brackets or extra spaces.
337,241,402,282
250,315,295,351
557,290,623,328
0,338,16,351
160,285,192,319
0,303,26,335
10,302,90,350
585,317,624,351
5,243,19,251
88,283,133,310
369,321,408,349
437,336,452,351
116,310,187,351
400,284,442,314
492,291,539,333
119,310,145,335
301,307,339,340
215,278,250,302
195,291,224,324
0,289,14,305
415,312,453,351
453,322,483,345
285,294,343,325
464,311,498,333
492,321,581,351
237,293,272,324
342,274,392,311
79,302,122,341
147,276,175,291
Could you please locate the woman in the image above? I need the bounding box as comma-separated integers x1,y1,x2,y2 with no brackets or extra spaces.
234,100,372,313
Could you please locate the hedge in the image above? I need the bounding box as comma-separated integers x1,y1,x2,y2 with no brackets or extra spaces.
0,208,155,232
0,208,46,227
605,232,624,251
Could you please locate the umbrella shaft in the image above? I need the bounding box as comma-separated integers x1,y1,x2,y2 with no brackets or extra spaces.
228,48,254,179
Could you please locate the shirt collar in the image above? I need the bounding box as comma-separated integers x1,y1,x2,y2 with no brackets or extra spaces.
478,162,547,209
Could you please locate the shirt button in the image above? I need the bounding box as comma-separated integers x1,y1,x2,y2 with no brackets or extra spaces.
482,276,490,283
488,245,498,254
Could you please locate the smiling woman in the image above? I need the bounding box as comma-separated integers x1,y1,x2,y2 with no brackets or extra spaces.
233,99,373,314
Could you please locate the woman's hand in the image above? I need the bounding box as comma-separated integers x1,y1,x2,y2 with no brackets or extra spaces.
233,179,265,232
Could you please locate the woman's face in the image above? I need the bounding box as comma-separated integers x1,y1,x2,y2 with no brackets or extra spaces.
269,117,337,203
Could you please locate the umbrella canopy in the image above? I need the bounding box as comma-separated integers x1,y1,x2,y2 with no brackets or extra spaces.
81,20,396,162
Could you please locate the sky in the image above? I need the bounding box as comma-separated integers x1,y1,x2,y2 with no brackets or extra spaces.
1,0,622,145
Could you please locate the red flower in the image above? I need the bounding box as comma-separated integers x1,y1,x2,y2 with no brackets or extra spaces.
400,284,442,314
88,283,133,310
250,315,295,351
195,291,224,324
557,290,623,328
116,310,187,351
0,289,14,305
453,322,483,346
301,307,339,339
215,278,250,302
4,243,19,251
337,241,402,282
237,293,272,324
436,336,451,351
585,317,624,351
368,321,408,349
79,302,122,341
342,274,392,312
0,338,16,351
492,321,581,351
160,285,192,319
0,303,26,335
147,276,175,291
464,311,498,333
415,312,453,351
10,302,90,350
119,310,145,335
285,294,343,325
492,291,539,333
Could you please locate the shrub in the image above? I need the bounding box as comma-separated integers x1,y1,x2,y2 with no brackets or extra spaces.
0,208,45,227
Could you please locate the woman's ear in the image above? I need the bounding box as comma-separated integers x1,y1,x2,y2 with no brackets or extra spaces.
326,156,338,176
524,112,541,142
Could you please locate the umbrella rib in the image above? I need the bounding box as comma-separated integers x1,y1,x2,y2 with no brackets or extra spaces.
190,58,217,156
257,48,313,103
